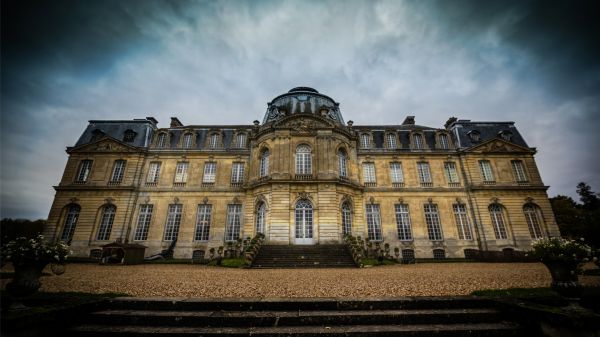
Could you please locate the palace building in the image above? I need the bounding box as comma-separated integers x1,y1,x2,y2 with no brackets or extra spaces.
45,87,560,259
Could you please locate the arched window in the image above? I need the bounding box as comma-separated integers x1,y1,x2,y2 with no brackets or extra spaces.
360,134,370,149
259,149,269,177
412,133,424,149
182,133,194,149
523,204,544,239
60,205,80,242
96,205,116,241
489,204,508,239
256,202,266,234
338,149,347,178
438,134,449,149
468,130,481,142
296,145,312,175
209,133,219,149
157,133,167,148
123,129,136,142
499,130,513,141
341,201,352,235
295,199,313,242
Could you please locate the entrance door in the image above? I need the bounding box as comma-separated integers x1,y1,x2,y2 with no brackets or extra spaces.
294,199,313,244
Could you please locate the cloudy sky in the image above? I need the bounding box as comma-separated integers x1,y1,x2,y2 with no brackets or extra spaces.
1,0,599,220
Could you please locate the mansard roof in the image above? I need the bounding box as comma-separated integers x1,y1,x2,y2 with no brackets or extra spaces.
75,119,155,148
263,87,344,126
447,120,530,149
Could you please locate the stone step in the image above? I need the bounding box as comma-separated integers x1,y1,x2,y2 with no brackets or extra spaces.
85,308,504,327
69,322,525,336
253,245,356,269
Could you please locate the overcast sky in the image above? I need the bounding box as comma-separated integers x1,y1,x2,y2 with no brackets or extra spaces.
1,0,599,220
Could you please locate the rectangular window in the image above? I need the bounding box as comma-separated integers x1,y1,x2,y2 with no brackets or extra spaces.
417,162,432,184
390,162,404,184
453,204,472,240
366,204,382,241
231,162,244,184
360,134,370,149
174,162,189,183
96,206,116,241
260,152,269,177
209,134,219,149
110,160,126,183
386,133,397,149
76,160,93,182
363,163,376,183
134,204,153,241
424,203,443,241
147,162,161,183
164,204,182,241
225,204,242,242
511,160,528,182
236,133,246,148
183,133,193,149
444,162,459,184
439,134,449,149
203,162,216,183
395,204,412,241
194,204,212,241
413,134,423,149
479,160,495,182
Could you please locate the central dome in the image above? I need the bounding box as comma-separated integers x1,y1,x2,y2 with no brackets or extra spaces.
288,87,319,93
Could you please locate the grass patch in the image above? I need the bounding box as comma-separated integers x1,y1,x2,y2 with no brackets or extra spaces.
362,258,397,266
207,258,245,268
471,287,560,298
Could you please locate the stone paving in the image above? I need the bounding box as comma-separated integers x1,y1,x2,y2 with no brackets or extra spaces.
2,262,599,298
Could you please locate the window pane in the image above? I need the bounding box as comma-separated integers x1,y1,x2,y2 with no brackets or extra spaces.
231,163,244,183
489,204,508,239
295,200,313,239
209,134,219,149
341,202,352,235
174,162,189,183
390,162,404,183
424,203,443,241
237,134,246,148
97,205,116,241
296,145,312,175
183,133,193,148
110,160,126,183
164,204,182,241
157,133,167,148
363,163,376,183
386,134,397,149
439,134,449,149
225,204,242,241
194,204,212,241
417,162,432,183
147,162,161,183
511,160,527,182
256,203,266,234
134,204,153,241
413,134,423,149
479,161,494,181
524,205,543,239
260,150,269,177
338,151,347,177
361,134,370,149
444,162,459,183
395,204,412,241
60,205,80,241
76,160,93,182
203,162,216,183
453,204,472,240
366,204,382,241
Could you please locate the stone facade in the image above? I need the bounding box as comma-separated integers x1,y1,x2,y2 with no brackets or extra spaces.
44,87,559,259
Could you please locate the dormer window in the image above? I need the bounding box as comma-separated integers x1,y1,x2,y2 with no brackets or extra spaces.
499,130,513,142
412,133,424,149
236,133,247,148
438,133,449,149
360,133,371,149
182,133,194,149
468,130,481,142
209,133,219,149
157,133,168,148
123,129,136,142
386,133,397,149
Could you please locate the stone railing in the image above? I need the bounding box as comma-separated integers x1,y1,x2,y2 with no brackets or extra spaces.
343,234,364,267
243,233,266,267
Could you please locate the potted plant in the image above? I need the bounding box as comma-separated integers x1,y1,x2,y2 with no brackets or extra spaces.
394,247,400,261
1,235,70,298
531,237,591,297
208,247,215,260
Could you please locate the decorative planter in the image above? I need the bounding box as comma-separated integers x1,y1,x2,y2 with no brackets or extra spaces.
543,261,583,298
6,260,49,297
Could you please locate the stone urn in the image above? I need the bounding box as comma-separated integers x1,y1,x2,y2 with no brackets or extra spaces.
543,260,583,298
6,260,49,297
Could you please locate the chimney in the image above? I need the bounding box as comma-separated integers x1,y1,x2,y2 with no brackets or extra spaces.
146,117,158,126
170,117,183,128
402,116,415,125
444,117,457,129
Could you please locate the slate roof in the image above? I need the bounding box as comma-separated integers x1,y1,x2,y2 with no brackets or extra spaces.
448,120,530,149
75,119,155,148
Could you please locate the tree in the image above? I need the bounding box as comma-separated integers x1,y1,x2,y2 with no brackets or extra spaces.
549,195,581,239
577,182,600,210
551,183,600,248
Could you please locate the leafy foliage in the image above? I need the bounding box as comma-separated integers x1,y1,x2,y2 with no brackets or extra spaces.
1,235,71,265
550,182,600,248
531,237,591,263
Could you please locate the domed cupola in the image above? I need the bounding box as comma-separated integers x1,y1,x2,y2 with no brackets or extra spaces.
262,87,345,125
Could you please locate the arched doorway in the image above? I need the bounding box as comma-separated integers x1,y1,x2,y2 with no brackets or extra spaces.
295,199,313,244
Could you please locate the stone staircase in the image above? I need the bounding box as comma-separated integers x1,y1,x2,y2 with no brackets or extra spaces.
251,244,356,268
67,297,537,336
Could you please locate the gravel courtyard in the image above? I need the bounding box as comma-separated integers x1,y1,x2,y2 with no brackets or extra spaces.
3,262,599,298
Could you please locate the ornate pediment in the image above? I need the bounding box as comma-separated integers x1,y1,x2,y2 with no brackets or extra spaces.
68,137,140,154
273,115,335,134
465,138,533,154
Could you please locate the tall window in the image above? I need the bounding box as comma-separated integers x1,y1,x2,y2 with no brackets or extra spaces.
523,205,544,239
110,160,126,183
76,160,93,183
453,204,472,240
412,133,424,149
489,204,508,239
296,145,312,175
259,149,269,177
60,205,80,242
147,162,161,183
338,149,347,178
209,133,219,149
424,203,443,241
341,202,352,235
157,133,167,148
511,160,528,182
395,203,412,241
444,162,459,184
417,162,432,184
366,204,382,241
96,205,116,241
390,162,404,184
225,204,242,241
256,202,266,234
182,133,193,149
386,133,397,149
363,163,376,184
295,200,313,240
174,162,189,183
438,134,449,149
236,133,247,148
479,160,495,182
134,204,153,241
360,134,370,149
164,204,182,241
194,204,212,241
203,162,216,183
231,163,244,184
